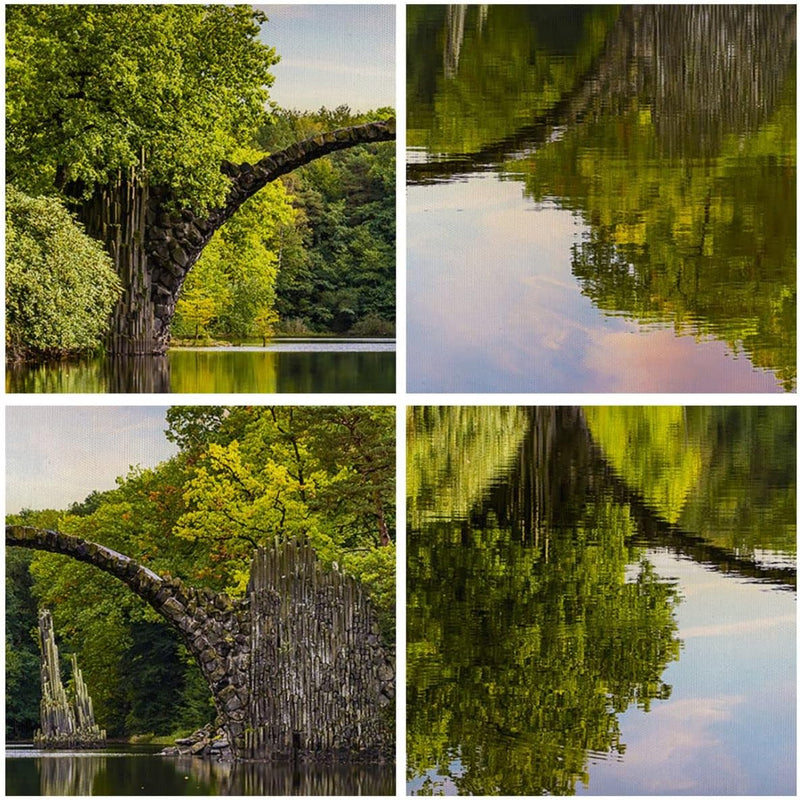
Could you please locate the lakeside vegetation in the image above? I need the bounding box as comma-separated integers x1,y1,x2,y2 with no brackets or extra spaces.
6,6,395,361
7,407,395,742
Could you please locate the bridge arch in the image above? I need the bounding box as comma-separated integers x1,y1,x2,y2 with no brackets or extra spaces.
6,525,395,761
75,119,396,354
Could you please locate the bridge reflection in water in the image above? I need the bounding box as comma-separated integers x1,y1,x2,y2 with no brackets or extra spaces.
407,5,796,392
407,406,796,795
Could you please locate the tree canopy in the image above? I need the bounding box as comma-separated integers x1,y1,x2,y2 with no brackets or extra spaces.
6,4,277,209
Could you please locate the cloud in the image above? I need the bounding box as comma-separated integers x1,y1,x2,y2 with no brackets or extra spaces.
680,613,796,639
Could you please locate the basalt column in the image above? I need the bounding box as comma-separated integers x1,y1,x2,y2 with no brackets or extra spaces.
243,540,395,761
76,160,159,356
35,609,106,748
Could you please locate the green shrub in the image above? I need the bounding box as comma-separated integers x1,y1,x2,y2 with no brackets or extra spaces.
6,185,122,360
349,314,395,337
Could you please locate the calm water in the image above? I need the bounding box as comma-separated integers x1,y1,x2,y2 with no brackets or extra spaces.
407,6,796,392
5,341,395,393
5,744,394,796
407,407,796,795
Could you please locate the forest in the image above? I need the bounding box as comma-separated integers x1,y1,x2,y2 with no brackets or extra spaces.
6,406,395,741
6,6,395,361
171,107,396,345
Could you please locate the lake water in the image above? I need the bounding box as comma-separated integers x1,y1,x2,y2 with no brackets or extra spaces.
407,6,796,392
407,406,796,795
5,744,395,796
5,340,395,393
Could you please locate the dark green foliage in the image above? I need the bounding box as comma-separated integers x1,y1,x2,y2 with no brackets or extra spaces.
121,623,211,736
259,108,396,335
6,5,276,210
6,548,41,739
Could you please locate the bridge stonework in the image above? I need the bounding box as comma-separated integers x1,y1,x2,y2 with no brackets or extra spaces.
6,526,394,761
75,120,396,355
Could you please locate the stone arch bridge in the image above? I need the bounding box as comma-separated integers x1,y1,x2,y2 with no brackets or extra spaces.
76,119,396,354
6,525,395,761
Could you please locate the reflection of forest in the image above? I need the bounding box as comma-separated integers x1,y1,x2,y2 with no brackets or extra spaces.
407,406,796,794
407,5,796,388
173,758,394,796
26,753,394,796
409,406,797,567
408,5,795,165
6,350,395,393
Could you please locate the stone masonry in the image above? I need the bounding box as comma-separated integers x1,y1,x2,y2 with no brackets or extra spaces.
6,525,394,761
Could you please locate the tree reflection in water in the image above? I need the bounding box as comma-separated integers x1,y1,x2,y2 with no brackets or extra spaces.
407,5,796,389
13,750,394,796
407,406,796,795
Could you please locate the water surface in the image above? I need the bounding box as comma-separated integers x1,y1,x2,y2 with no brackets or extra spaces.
407,5,796,392
5,341,396,393
407,406,796,795
5,744,394,796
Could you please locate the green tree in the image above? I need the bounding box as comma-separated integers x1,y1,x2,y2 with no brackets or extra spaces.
6,186,122,360
6,547,40,739
6,5,275,208
173,171,296,344
407,5,617,154
170,407,396,606
585,406,797,556
521,92,796,389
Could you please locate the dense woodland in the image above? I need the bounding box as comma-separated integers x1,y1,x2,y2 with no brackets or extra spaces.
172,107,396,344
6,407,395,741
6,6,395,360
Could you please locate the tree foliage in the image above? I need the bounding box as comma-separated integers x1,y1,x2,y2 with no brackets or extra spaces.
7,6,395,350
259,108,396,334
6,186,122,360
585,406,797,555
6,4,276,210
6,547,41,739
407,5,617,154
171,109,397,341
172,156,296,343
522,90,796,389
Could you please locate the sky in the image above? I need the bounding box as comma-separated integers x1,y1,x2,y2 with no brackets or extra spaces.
6,407,178,514
256,5,395,112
